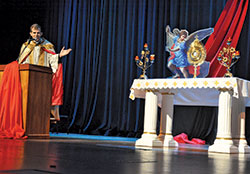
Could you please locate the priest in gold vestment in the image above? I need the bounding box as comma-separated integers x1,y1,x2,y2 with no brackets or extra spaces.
18,24,72,123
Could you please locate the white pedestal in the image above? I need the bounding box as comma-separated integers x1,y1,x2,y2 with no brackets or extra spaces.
209,89,238,153
135,134,162,147
209,139,238,153
158,94,178,147
238,142,250,153
237,108,250,153
209,90,250,153
135,91,162,147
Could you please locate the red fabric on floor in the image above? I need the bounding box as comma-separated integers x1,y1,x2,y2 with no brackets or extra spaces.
173,133,188,144
0,61,26,139
191,138,206,145
174,133,205,145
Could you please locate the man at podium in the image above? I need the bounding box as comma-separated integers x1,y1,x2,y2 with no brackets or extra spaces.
18,23,72,123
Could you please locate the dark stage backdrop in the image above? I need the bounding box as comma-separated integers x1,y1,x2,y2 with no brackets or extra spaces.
1,0,250,144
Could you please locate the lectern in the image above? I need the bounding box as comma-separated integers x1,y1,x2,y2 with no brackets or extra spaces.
0,64,52,137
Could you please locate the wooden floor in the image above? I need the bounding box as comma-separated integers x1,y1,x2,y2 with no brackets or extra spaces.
1,134,250,174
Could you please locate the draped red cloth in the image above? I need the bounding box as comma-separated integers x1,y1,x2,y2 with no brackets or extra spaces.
0,61,26,139
205,0,249,77
41,47,64,106
52,63,63,106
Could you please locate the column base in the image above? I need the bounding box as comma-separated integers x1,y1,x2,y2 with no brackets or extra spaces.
159,135,178,147
238,139,250,153
208,139,238,153
238,144,250,153
135,134,162,147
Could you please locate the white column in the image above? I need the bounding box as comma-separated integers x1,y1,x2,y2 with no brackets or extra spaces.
158,93,178,147
135,90,162,147
238,112,250,153
209,89,238,153
235,97,250,153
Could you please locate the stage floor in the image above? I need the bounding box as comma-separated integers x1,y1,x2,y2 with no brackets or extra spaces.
1,134,250,174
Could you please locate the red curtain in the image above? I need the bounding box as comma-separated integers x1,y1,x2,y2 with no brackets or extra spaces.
205,0,249,77
0,61,26,139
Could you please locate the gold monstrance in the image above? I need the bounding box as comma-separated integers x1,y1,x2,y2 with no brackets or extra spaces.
187,37,206,78
217,38,240,77
134,43,155,79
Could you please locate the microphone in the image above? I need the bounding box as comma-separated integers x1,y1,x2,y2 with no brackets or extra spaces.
27,37,35,44
16,37,35,62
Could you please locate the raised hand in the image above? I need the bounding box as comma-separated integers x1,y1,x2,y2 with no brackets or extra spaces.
59,46,72,58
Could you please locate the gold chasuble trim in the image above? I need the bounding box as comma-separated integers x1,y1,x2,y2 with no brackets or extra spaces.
42,44,54,50
19,38,56,68
21,40,54,66
29,53,34,64
26,42,37,50
38,48,45,66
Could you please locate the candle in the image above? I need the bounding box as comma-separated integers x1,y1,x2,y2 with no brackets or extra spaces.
227,37,232,45
150,55,155,61
218,52,222,57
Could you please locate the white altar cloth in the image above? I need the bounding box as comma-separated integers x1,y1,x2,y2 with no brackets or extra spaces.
130,77,250,107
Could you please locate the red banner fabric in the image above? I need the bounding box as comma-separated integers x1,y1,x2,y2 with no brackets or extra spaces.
205,0,249,77
0,61,26,139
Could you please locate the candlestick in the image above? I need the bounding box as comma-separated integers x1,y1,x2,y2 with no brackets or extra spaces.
134,44,155,79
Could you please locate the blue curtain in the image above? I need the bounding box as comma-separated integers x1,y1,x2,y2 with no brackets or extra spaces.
43,0,250,137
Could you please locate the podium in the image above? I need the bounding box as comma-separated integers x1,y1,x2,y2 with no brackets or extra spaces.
0,64,52,137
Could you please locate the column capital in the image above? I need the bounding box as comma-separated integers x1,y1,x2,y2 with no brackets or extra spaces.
161,92,175,95
218,87,233,93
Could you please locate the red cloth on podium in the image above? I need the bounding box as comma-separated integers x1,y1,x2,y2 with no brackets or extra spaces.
0,61,26,139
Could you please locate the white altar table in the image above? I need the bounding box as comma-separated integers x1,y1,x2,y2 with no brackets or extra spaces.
130,77,250,153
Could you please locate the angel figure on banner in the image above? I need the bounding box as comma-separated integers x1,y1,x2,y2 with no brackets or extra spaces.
165,25,214,78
